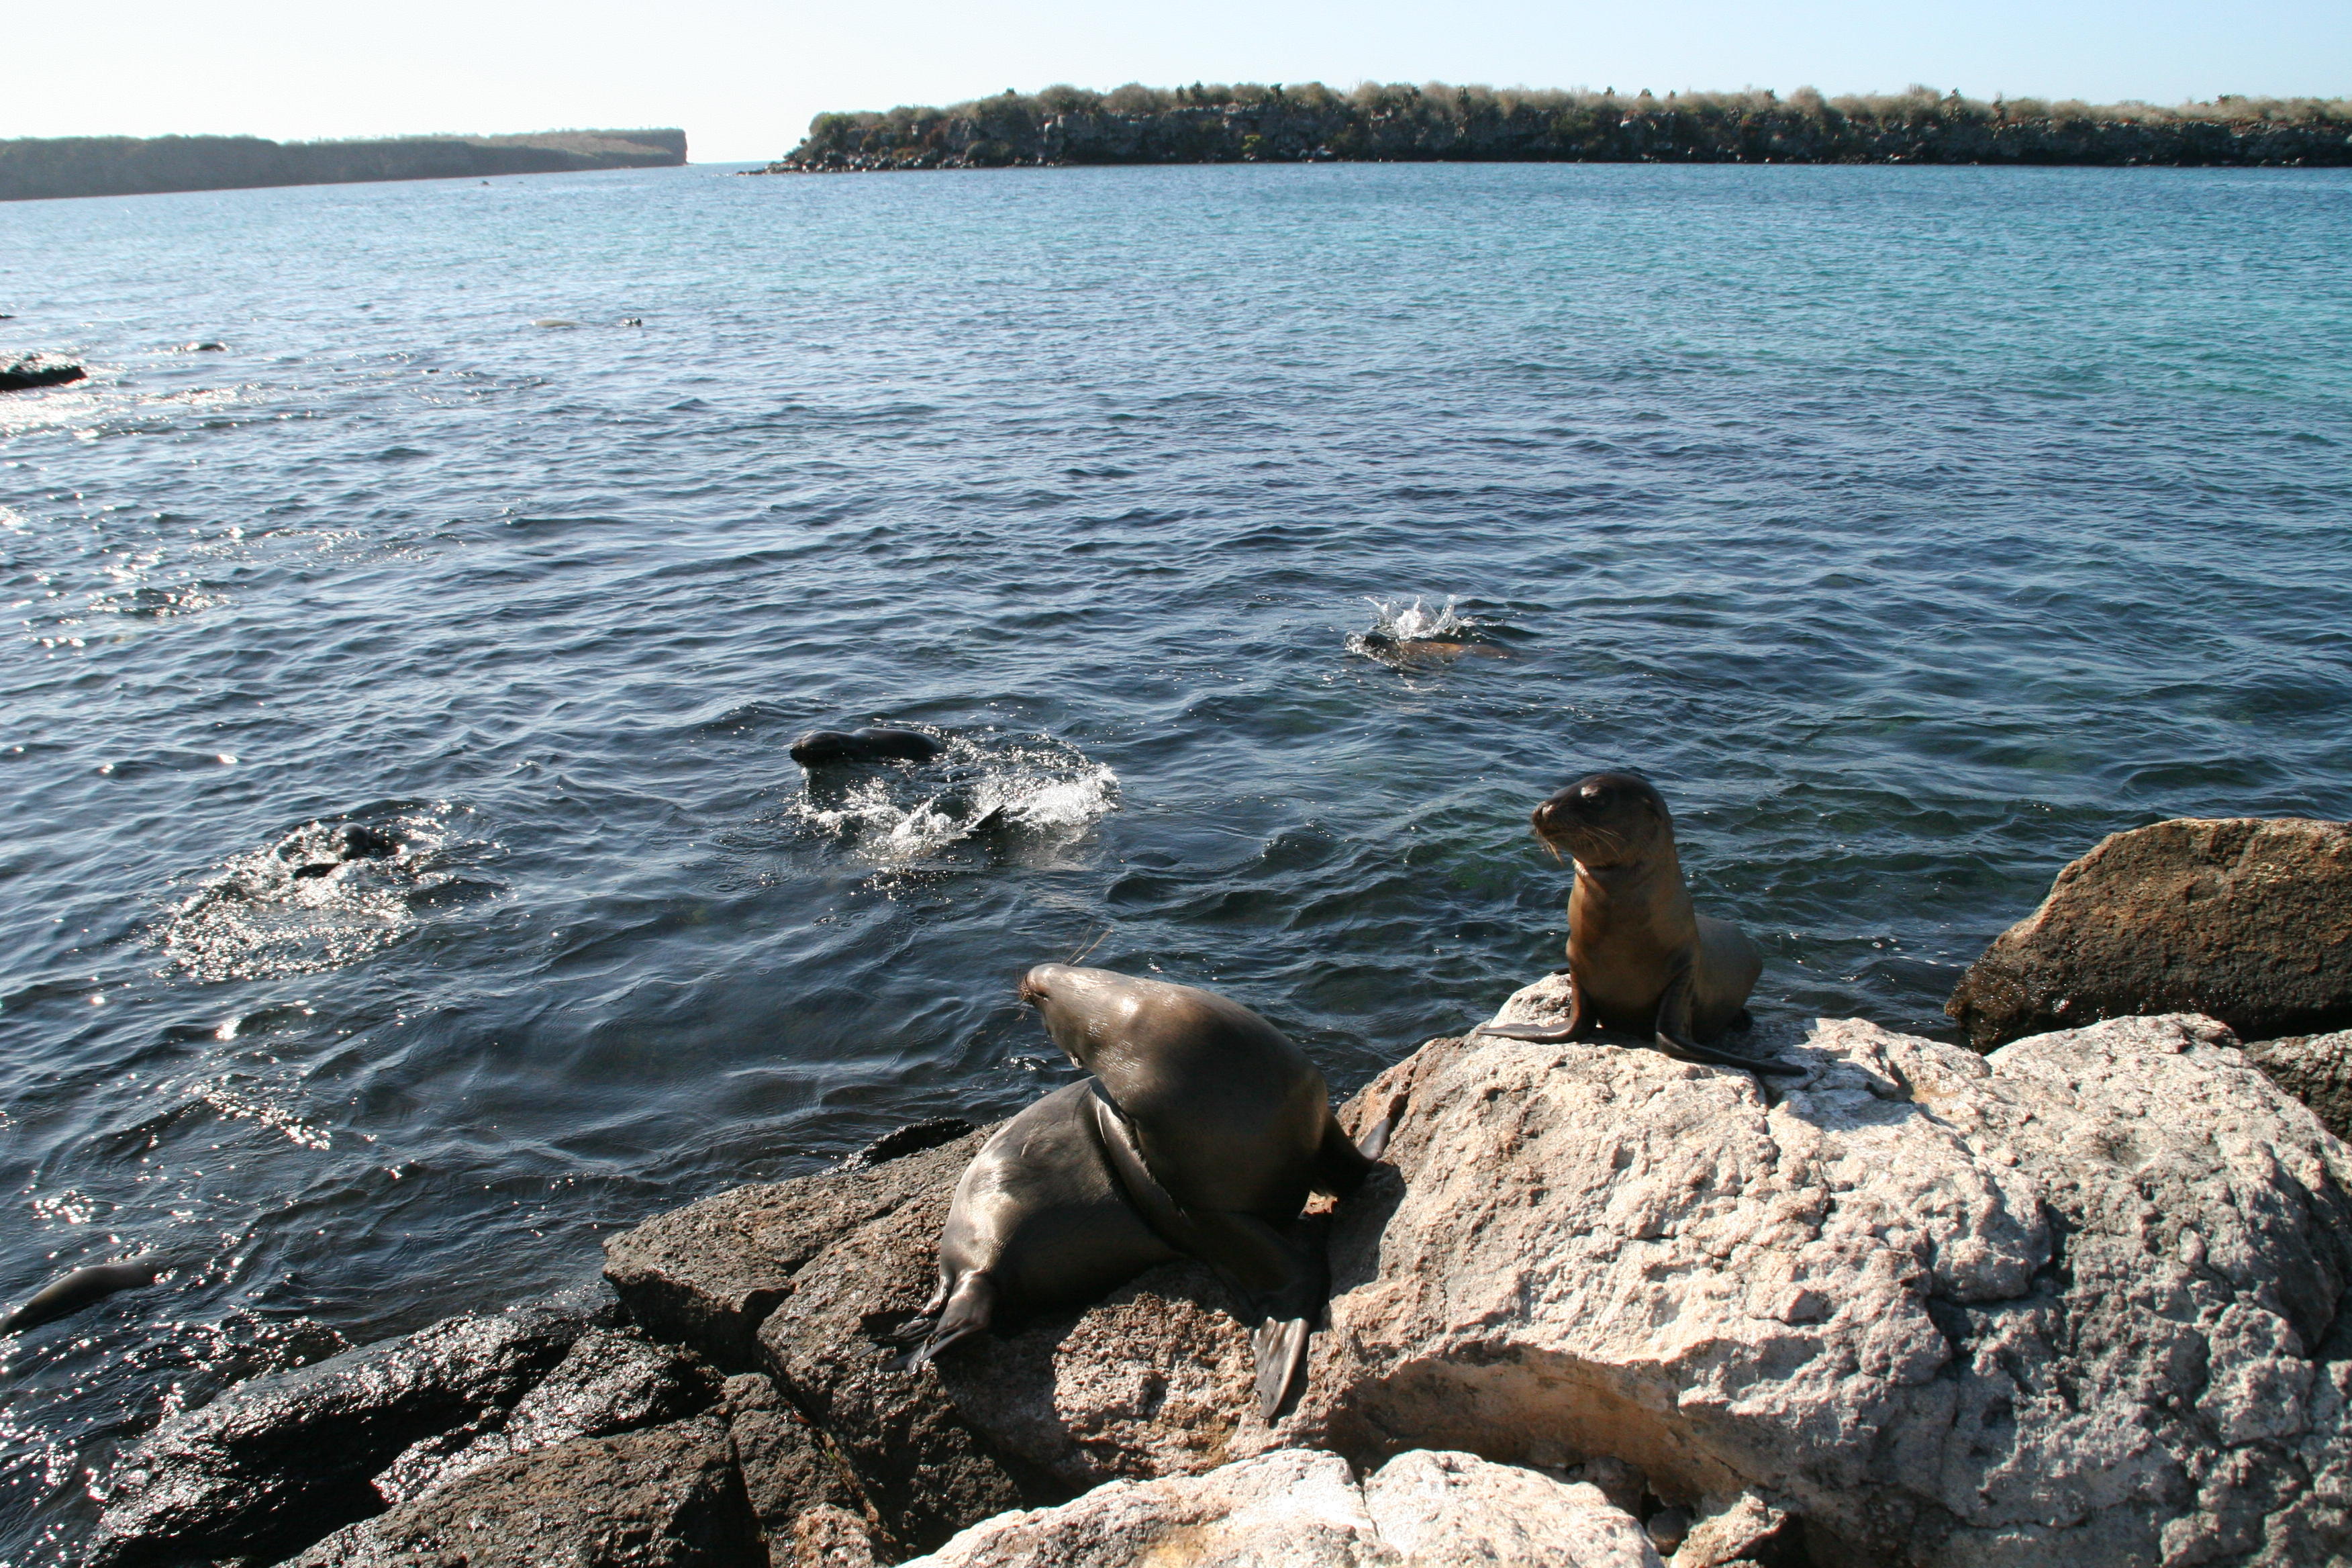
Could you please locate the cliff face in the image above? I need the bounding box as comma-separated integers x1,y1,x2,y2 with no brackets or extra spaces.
769,83,2352,170
0,129,687,203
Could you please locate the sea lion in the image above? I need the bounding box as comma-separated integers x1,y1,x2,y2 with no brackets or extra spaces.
289,822,401,879
1477,772,1800,1077
894,1081,1177,1369
1354,631,1508,669
2,1259,160,1335
789,728,945,767
1018,964,1400,1417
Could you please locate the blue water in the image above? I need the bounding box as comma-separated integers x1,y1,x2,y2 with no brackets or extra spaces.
3,159,2349,1560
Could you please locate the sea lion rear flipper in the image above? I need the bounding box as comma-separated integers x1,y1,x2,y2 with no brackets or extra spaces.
889,1271,995,1371
1253,1316,1312,1420
1653,973,1802,1077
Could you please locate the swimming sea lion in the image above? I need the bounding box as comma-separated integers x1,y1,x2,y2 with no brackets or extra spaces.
1477,772,1800,1077
894,1081,1177,1369
1018,964,1400,1417
789,728,945,767
2,1259,160,1335
290,822,402,879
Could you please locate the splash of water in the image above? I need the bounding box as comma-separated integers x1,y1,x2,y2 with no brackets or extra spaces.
1361,595,1470,641
787,730,1120,866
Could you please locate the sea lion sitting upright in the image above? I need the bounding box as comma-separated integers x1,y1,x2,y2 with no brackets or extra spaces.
789,728,944,767
1477,772,1800,1077
1018,964,1400,1418
895,1081,1179,1370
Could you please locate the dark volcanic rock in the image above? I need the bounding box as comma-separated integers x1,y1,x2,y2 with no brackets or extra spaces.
1947,817,2352,1050
754,1166,1036,1554
838,1116,975,1171
2245,1030,2352,1143
720,1372,877,1554
603,1130,985,1369
288,1414,761,1568
0,352,85,391
374,1326,720,1504
86,1287,617,1568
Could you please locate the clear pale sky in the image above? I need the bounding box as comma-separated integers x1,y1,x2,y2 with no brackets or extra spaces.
9,0,2347,163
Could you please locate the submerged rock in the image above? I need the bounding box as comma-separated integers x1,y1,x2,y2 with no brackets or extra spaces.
0,352,85,391
86,1287,618,1567
1947,816,2352,1050
289,1413,761,1568
901,1447,1658,1567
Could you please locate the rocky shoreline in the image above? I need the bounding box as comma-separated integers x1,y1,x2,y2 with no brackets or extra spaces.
75,818,2352,1566
764,84,2352,173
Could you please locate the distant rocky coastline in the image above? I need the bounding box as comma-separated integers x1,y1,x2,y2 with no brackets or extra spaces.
0,128,686,203
765,83,2352,172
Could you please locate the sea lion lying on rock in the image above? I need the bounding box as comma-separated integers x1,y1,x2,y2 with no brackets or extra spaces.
1021,965,1399,1416
1479,771,1800,1077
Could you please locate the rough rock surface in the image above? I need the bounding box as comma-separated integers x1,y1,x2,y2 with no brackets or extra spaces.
901,1447,1659,1567
2244,1031,2352,1144
1946,816,2352,1050
912,977,2352,1565
754,1162,1036,1553
287,1413,761,1568
720,1371,875,1549
373,1326,719,1503
0,352,85,391
86,1287,618,1568
605,1130,988,1369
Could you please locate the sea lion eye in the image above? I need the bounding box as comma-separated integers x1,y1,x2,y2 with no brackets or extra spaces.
1580,782,1608,801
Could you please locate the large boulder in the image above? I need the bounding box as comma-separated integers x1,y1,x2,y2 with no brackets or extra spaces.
908,979,2352,1565
1946,817,2352,1051
287,1413,762,1568
86,1287,618,1568
900,1447,1659,1567
2244,1032,2352,1144
604,1129,989,1369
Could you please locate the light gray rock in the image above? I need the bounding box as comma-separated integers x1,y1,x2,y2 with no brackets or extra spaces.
1289,995,2352,1566
287,1413,761,1568
901,1447,1658,1567
2243,1030,2352,1144
1946,816,2352,1050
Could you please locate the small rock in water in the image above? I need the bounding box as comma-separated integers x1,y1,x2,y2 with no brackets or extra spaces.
837,1116,975,1171
185,341,227,352
0,353,86,391
620,317,644,326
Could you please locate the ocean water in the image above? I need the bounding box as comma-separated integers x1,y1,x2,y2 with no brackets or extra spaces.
3,159,2349,1559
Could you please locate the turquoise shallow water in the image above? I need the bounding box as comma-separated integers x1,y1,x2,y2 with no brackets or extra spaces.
3,160,2349,1559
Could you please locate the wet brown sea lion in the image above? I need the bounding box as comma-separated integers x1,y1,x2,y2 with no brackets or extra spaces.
1477,772,1800,1077
789,728,944,767
895,1081,1177,1370
1016,964,1400,1418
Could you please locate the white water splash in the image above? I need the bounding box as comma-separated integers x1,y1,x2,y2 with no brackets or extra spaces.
789,730,1120,866
1361,595,1470,641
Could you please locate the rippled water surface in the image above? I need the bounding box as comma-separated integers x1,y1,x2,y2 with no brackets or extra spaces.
4,160,2349,1559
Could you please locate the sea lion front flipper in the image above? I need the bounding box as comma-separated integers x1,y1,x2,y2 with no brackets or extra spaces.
1253,1314,1312,1420
1310,1094,1404,1196
1475,979,1590,1044
889,1270,997,1371
1353,1091,1406,1163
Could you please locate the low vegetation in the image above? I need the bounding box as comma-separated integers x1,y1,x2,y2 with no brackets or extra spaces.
771,83,2352,170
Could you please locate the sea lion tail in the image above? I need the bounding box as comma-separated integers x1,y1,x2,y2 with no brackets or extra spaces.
1253,1316,1312,1420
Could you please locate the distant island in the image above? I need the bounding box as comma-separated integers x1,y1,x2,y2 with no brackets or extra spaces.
766,83,2352,170
1,128,686,203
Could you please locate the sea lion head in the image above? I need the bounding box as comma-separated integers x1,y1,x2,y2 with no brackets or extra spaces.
1017,963,1144,1071
1532,771,1673,868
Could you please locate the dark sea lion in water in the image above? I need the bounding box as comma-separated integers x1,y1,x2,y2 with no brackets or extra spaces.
290,822,402,880
2,1260,160,1335
894,1081,1179,1370
1355,631,1508,669
789,728,945,767
1477,772,1800,1077
1018,964,1401,1417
